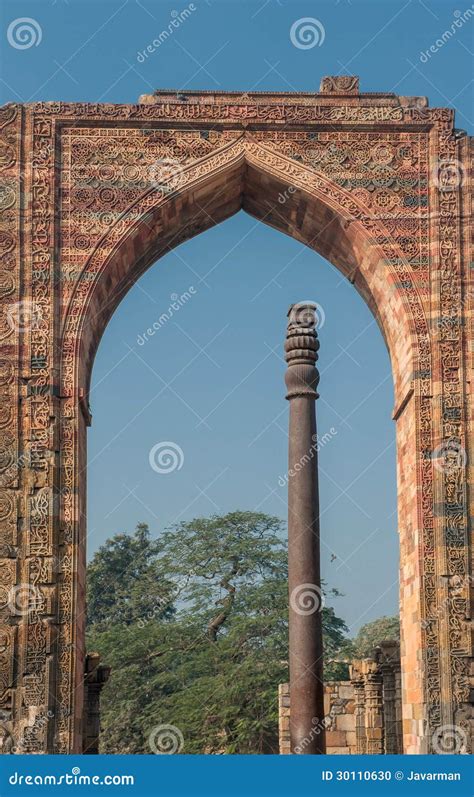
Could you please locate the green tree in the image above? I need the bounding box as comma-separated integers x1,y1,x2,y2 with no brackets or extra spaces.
87,512,351,754
350,615,400,658
86,522,174,631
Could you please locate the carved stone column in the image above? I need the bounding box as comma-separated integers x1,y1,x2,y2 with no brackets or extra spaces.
364,661,384,755
394,663,403,754
285,303,325,754
350,663,367,754
82,653,111,754
376,641,402,754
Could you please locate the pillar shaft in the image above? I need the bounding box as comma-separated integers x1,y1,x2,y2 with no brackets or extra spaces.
285,303,325,754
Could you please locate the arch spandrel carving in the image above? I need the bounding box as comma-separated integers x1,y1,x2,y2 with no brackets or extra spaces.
62,133,428,407
0,86,471,754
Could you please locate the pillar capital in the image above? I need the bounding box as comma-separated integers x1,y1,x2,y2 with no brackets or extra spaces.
284,303,320,400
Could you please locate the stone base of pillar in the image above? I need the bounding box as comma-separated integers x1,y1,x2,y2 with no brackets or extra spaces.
279,641,403,755
279,681,357,754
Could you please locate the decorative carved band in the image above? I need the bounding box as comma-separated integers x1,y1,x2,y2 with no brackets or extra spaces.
1,88,469,755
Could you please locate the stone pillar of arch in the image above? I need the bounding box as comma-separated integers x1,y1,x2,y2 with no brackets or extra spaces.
0,77,471,754
375,641,403,754
351,666,368,755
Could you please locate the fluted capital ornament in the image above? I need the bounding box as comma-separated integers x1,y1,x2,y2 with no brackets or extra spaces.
285,303,320,400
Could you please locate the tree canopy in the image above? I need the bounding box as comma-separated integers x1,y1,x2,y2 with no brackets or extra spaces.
87,521,175,630
350,616,400,658
86,512,396,753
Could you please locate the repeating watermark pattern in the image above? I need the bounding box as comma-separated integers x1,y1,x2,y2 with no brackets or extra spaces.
148,723,184,754
432,724,467,754
419,6,474,63
137,572,193,628
13,446,46,472
5,711,55,754
137,287,197,345
290,17,325,49
0,583,42,617
278,429,337,487
137,4,197,62
149,442,184,474
294,713,332,753
149,157,186,194
7,18,42,49
421,574,473,630
290,583,325,615
278,184,297,204
290,301,326,330
432,438,467,474
6,300,42,333
432,159,466,192
137,594,169,629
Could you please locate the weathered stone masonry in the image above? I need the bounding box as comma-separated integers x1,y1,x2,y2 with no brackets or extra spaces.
279,644,403,755
0,76,472,753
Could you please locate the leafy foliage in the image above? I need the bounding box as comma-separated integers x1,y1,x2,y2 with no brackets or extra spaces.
87,522,174,630
349,615,400,658
86,512,356,753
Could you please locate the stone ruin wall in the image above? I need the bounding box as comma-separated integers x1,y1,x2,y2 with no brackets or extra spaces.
279,641,403,754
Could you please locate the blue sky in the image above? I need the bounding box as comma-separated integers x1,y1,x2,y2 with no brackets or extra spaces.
1,0,472,632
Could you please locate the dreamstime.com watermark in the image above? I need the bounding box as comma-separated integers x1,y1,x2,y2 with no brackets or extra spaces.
8,768,134,786
149,157,186,193
278,184,297,204
148,723,184,754
432,437,467,475
431,723,468,754
0,711,54,754
290,583,325,615
432,158,466,192
137,287,197,345
421,574,472,631
290,17,325,49
149,441,184,474
6,300,42,333
278,428,337,488
289,301,326,330
7,18,42,49
136,4,197,62
294,712,333,753
137,572,193,628
0,583,43,617
419,6,474,63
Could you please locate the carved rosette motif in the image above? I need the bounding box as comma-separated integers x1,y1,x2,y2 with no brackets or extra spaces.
429,115,471,748
2,93,468,755
61,128,240,289
254,130,429,264
0,104,20,748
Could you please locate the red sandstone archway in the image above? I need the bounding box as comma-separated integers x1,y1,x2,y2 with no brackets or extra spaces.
67,139,418,401
0,80,471,755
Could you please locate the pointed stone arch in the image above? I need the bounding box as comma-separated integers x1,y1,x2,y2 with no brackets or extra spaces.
63,135,424,404
0,83,471,755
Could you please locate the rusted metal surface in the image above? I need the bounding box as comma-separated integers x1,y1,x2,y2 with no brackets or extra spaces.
285,303,325,754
